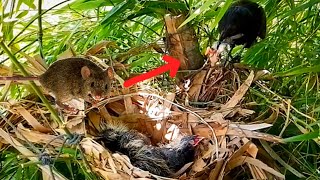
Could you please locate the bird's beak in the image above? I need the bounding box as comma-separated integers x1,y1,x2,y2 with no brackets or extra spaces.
192,135,204,147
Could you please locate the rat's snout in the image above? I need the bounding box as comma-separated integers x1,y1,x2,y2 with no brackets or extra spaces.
92,94,103,101
91,90,105,101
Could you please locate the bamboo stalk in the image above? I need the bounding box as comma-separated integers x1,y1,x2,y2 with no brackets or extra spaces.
38,0,45,59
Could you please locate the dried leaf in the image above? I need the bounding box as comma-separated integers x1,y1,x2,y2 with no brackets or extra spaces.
14,106,51,133
165,123,179,141
248,164,267,179
131,167,153,178
173,162,193,177
188,70,207,101
208,113,225,123
191,158,206,172
99,106,113,125
65,116,85,134
107,101,126,115
242,138,258,158
1,66,13,98
182,124,283,143
226,156,285,179
57,48,76,60
88,111,103,132
80,138,113,162
254,70,272,81
236,108,255,116
264,106,279,124
123,89,135,114
221,71,254,116
0,65,10,75
108,157,118,173
152,119,166,143
229,141,252,162
94,168,130,180
208,159,224,180
85,40,118,55
201,141,215,159
112,153,132,174
16,124,63,146
34,55,49,70
18,50,47,74
229,123,273,131
163,92,175,110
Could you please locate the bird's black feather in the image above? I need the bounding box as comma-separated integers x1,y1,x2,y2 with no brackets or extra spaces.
98,126,198,177
218,0,267,48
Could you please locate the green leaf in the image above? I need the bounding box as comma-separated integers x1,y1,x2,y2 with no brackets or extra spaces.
283,130,319,142
130,53,153,67
280,0,320,18
66,0,119,10
20,0,36,9
179,0,218,29
210,0,233,29
260,140,306,178
143,1,188,12
273,65,320,77
101,1,135,26
16,10,29,18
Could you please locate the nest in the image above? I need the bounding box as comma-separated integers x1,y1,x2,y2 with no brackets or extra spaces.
0,53,284,180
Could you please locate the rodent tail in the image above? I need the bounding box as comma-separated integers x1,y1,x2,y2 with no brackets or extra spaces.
0,76,38,81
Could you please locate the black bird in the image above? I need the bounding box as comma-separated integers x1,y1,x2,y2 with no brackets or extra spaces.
98,125,202,177
217,0,266,62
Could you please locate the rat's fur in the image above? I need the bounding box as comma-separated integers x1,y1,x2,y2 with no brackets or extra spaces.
39,58,113,106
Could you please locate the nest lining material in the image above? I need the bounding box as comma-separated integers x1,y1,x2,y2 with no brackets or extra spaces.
0,62,284,179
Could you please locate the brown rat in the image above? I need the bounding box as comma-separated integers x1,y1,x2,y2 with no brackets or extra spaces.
0,57,113,110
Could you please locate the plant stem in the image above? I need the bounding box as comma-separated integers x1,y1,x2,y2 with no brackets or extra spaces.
38,0,45,59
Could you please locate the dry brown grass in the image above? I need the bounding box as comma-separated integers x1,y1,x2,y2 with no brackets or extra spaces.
0,45,285,180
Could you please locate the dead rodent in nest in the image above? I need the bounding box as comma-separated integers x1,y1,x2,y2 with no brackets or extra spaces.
97,124,203,177
0,57,114,110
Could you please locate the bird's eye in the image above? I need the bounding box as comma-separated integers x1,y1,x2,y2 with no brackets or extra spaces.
91,82,94,87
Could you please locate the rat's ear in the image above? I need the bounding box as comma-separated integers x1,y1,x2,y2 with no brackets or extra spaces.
106,67,114,79
81,66,91,79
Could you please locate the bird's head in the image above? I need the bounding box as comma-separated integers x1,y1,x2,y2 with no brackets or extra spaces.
180,135,204,148
211,41,232,55
206,41,233,67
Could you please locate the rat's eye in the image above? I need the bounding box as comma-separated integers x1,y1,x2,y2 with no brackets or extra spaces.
105,84,108,89
91,82,94,87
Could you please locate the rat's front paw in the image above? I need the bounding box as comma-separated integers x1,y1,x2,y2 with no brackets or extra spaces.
56,102,79,115
64,106,79,115
91,100,100,108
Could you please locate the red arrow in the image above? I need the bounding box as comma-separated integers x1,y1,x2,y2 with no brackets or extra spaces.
123,55,180,88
